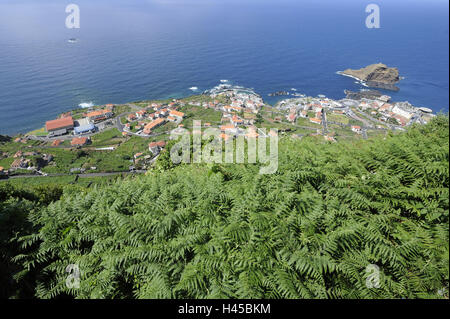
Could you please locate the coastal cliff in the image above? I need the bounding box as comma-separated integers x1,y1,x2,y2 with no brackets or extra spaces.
340,63,401,91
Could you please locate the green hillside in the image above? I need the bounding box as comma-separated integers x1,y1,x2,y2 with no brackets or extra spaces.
1,116,448,299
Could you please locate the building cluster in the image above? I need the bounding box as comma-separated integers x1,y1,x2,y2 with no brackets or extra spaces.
5,150,54,173
204,84,265,126
45,105,115,141
278,92,435,130
130,140,166,170
170,124,276,143
14,137,29,144
124,100,185,136
280,97,338,126
216,89,264,113
148,140,166,155
209,88,265,128
358,99,434,126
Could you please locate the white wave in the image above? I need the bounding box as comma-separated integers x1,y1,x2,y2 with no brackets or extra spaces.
291,88,297,91
189,87,199,91
337,71,370,87
220,79,229,83
338,72,361,81
79,102,94,108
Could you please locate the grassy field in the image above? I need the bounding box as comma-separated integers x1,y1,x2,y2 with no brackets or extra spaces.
114,104,133,115
152,122,178,134
295,117,318,127
27,127,48,136
307,111,316,118
367,129,388,139
0,157,14,168
327,113,349,125
90,128,124,147
0,139,43,154
180,105,223,126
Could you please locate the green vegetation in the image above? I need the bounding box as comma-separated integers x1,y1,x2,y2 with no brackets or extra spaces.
327,113,349,125
0,157,14,169
90,128,124,147
295,117,316,128
179,105,222,126
152,122,178,134
0,116,448,299
4,174,127,188
27,127,48,137
114,104,133,115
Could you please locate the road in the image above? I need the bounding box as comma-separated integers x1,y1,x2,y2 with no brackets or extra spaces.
345,107,373,129
353,106,400,130
322,109,328,135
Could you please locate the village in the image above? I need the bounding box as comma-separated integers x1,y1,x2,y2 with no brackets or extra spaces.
0,83,436,180
275,89,436,142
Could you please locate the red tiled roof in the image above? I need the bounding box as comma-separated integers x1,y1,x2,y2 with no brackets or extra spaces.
52,140,62,146
220,133,231,141
170,110,185,118
143,118,166,133
220,125,235,131
71,137,89,146
46,116,74,131
310,118,321,124
149,141,166,148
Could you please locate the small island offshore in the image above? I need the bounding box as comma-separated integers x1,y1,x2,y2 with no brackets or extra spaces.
338,63,401,91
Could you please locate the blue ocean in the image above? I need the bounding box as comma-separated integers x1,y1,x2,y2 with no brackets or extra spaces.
0,0,448,135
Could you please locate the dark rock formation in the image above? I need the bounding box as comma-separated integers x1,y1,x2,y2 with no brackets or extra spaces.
340,63,401,91
0,135,11,143
345,89,383,100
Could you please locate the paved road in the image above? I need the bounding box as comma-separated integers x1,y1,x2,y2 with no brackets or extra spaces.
322,109,328,135
345,107,373,129
353,106,401,130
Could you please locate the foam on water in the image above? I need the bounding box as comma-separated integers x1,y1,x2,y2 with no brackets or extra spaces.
79,102,94,109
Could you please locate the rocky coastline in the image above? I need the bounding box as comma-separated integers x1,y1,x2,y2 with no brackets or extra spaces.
339,63,401,91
